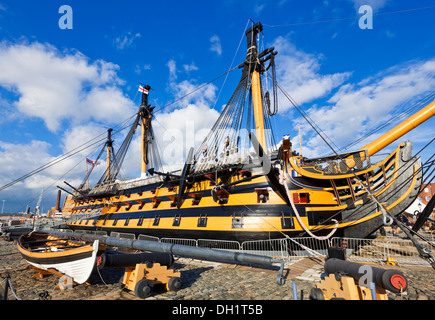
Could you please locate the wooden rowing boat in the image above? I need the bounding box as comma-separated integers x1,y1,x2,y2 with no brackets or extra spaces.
17,231,99,284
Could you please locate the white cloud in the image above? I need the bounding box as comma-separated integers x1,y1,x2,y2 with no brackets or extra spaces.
254,4,265,15
351,0,390,12
0,94,18,125
183,62,198,73
166,59,216,109
154,104,220,169
273,36,351,110
151,59,221,168
0,121,113,192
61,123,107,155
0,40,139,211
134,64,151,74
168,79,217,109
0,41,135,132
113,32,141,50
167,59,177,81
119,103,220,177
210,35,222,56
0,136,92,213
296,58,435,157
0,140,51,185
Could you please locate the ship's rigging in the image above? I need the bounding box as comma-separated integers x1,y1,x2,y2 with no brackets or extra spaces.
1,21,433,195
0,21,434,251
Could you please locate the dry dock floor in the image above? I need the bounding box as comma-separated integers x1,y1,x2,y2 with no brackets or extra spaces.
1,239,434,301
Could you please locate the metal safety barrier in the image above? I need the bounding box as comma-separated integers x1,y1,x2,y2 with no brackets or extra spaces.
64,229,434,266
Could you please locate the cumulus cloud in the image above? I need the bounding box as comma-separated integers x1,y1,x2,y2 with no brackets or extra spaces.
254,4,265,15
134,64,151,75
210,35,222,56
273,36,351,110
183,62,198,73
0,138,99,214
113,32,141,50
296,58,435,157
0,140,51,185
0,41,136,132
147,59,221,169
0,121,113,192
0,40,138,211
154,104,220,169
351,0,390,12
167,59,177,81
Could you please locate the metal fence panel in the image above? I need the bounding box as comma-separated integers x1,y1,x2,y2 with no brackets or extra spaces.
330,237,387,263
385,238,432,265
110,232,135,240
138,234,160,242
284,237,330,258
241,238,289,258
161,237,198,247
198,239,241,251
70,229,431,267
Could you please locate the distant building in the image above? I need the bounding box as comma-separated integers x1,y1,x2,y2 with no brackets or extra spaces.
405,182,435,231
418,182,435,207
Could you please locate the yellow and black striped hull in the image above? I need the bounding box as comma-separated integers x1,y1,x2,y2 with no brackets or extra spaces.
65,142,421,242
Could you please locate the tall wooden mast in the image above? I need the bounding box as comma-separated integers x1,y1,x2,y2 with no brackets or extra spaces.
246,22,267,149
139,85,152,178
106,128,113,181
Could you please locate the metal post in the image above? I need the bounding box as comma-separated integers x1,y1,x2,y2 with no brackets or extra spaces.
3,273,10,300
370,282,377,300
292,282,298,300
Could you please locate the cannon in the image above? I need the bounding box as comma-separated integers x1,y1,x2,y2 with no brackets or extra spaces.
43,229,286,297
96,250,180,299
310,258,408,300
97,251,174,269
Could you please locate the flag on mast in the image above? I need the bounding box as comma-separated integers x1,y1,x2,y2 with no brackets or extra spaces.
86,158,100,166
138,85,149,94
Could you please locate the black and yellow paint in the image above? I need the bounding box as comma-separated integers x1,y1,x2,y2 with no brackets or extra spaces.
65,141,421,242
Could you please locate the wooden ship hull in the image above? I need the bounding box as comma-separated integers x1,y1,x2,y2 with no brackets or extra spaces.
63,22,433,243
17,231,100,284
64,142,421,242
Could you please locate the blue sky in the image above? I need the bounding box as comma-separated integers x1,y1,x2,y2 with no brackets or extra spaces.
0,0,434,213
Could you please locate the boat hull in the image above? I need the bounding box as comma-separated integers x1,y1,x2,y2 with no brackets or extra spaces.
17,232,99,284
65,141,421,242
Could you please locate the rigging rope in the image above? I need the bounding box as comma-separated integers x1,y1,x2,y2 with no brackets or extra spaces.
0,113,136,193
343,90,435,151
96,114,141,185
295,137,435,236
281,162,339,240
276,82,343,154
275,71,435,237
154,66,239,114
263,5,435,28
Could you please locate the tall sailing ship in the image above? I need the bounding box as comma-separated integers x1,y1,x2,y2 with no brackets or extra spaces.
63,22,435,242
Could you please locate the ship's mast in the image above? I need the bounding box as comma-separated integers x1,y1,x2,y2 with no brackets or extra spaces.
106,128,113,181
139,85,152,178
246,22,267,149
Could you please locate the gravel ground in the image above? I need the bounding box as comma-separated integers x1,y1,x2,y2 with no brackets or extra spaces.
1,239,434,301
